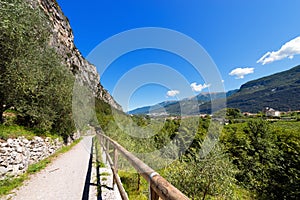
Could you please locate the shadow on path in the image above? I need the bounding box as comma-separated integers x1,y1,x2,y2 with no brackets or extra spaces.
95,137,102,200
82,137,117,200
81,138,94,200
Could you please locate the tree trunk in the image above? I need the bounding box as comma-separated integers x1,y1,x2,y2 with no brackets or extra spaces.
137,173,141,191
202,179,211,200
0,108,4,123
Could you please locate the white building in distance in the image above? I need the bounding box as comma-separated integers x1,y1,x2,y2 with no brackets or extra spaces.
264,107,281,117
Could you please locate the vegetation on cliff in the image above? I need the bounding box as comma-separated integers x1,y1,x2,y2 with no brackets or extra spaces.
0,0,75,140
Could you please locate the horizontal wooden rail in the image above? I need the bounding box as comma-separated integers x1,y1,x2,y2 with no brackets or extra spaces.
96,130,189,200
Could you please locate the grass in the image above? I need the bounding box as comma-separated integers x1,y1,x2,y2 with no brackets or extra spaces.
118,170,148,200
1,111,62,141
272,120,300,131
94,137,106,168
27,159,51,174
0,138,82,197
100,172,110,176
98,161,106,168
0,174,27,196
232,186,255,200
0,125,36,140
0,124,61,141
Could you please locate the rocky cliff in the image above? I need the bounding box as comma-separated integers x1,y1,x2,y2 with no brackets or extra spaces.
28,0,122,110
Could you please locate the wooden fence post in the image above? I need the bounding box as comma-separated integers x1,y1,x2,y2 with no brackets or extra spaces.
149,184,159,200
106,139,110,153
113,148,118,185
114,148,118,172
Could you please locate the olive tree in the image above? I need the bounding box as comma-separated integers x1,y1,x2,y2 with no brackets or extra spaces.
0,0,75,138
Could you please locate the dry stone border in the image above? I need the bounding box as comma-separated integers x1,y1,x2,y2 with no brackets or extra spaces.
0,136,63,179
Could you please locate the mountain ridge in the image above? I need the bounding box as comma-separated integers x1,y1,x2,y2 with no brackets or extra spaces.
129,65,300,115
225,65,300,112
128,90,237,115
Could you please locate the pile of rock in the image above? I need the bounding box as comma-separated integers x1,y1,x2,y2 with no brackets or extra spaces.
0,136,63,179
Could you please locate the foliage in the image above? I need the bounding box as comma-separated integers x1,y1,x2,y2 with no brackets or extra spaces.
223,119,300,199
0,0,75,139
72,82,99,131
96,97,300,199
95,100,242,198
226,108,242,119
118,170,148,200
268,122,300,199
165,144,238,199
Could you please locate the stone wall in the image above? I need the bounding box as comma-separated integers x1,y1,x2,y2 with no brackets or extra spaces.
0,136,63,180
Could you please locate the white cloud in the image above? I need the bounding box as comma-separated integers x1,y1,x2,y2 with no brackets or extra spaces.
257,36,300,65
190,82,210,92
229,67,254,79
166,90,180,97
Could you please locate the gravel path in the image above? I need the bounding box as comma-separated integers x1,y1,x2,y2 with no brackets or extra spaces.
7,136,93,200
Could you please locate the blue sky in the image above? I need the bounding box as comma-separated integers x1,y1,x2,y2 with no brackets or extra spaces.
57,0,300,111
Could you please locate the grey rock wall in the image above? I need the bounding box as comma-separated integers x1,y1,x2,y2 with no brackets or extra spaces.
0,136,63,179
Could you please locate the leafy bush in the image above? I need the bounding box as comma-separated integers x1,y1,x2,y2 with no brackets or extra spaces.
165,144,238,199
223,119,300,199
0,0,75,139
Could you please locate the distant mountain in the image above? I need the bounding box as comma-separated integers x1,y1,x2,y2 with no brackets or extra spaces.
128,90,237,115
130,65,300,115
128,101,177,115
187,90,238,102
225,65,300,112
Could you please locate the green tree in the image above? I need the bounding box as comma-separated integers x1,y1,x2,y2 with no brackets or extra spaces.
0,0,46,122
0,0,75,139
226,108,242,119
224,120,281,198
165,144,237,199
268,125,300,199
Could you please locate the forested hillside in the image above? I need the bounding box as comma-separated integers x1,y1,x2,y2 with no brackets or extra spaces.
226,65,300,112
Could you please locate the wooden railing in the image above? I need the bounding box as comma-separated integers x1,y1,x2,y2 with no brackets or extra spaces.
96,130,189,200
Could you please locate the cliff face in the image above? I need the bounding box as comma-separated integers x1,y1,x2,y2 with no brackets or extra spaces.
28,0,122,110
